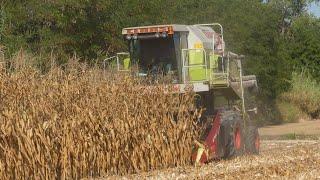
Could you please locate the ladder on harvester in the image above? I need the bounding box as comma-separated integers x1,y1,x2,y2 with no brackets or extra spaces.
204,23,228,88
181,23,257,95
187,24,256,92
181,23,229,88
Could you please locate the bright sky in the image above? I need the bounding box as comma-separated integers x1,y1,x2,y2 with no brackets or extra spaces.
309,2,320,17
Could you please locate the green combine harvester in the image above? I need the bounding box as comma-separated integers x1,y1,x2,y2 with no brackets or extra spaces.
106,23,260,164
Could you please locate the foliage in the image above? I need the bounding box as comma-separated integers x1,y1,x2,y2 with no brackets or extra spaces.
0,0,319,115
289,16,320,80
281,72,320,119
276,100,307,123
0,0,176,59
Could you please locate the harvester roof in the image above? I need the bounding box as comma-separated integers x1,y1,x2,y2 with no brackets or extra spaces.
122,24,189,35
122,24,223,51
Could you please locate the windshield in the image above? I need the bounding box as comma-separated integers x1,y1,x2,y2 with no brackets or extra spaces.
128,37,177,79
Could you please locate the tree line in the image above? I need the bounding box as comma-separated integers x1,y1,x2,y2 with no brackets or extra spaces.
0,0,319,100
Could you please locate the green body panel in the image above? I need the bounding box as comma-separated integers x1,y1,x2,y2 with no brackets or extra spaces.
123,58,130,70
188,50,206,81
189,67,206,81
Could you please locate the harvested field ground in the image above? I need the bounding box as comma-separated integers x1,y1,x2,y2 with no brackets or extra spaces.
260,119,320,138
106,140,320,180
103,121,320,179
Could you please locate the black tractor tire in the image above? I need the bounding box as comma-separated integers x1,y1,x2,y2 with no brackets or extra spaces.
222,111,244,158
245,126,260,154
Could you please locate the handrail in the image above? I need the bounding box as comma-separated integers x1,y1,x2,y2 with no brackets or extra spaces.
103,56,117,75
116,52,130,72
104,56,117,62
228,51,245,59
103,52,130,72
227,52,231,86
183,65,207,68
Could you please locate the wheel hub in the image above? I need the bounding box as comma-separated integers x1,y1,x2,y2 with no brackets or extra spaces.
235,128,241,150
255,135,260,150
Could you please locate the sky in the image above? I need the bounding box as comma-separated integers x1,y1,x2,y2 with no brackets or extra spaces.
309,2,320,17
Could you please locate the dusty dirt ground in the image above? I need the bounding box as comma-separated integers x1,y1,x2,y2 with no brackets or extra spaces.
260,119,320,137
104,140,320,180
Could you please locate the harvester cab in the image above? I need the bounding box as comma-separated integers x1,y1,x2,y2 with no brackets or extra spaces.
109,23,260,165
114,24,257,94
120,24,225,88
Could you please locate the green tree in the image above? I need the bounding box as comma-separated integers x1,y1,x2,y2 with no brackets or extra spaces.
289,16,320,80
0,0,319,101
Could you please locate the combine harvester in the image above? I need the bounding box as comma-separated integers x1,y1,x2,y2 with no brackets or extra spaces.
107,23,260,165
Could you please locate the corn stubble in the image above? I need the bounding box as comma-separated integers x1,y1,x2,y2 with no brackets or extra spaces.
0,64,201,179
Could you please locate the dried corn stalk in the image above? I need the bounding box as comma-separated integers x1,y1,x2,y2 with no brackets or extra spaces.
0,63,201,179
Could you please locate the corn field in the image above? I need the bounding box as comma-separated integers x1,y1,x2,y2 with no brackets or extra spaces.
0,57,201,179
